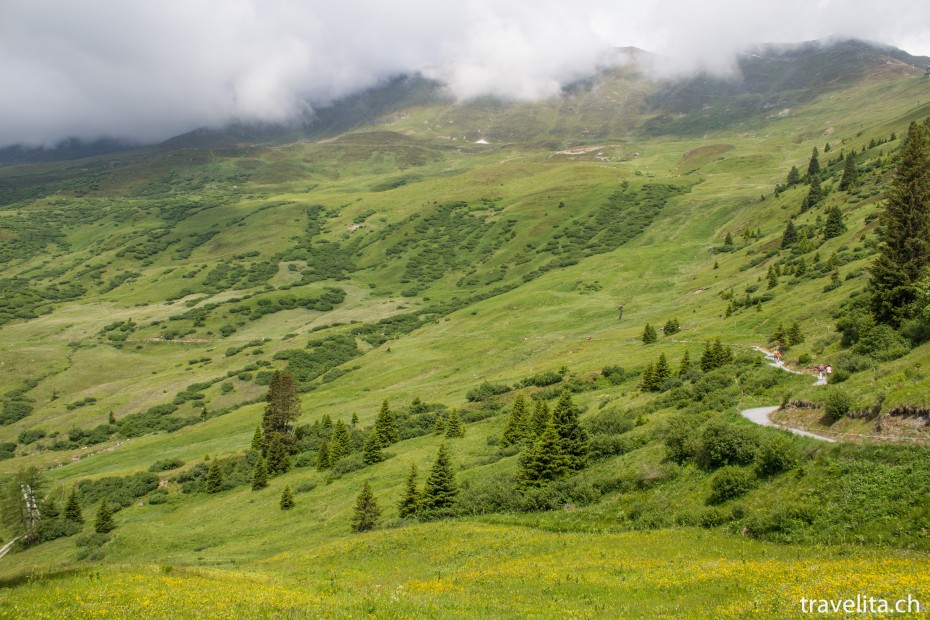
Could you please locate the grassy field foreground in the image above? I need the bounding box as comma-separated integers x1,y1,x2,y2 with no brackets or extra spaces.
2,524,928,619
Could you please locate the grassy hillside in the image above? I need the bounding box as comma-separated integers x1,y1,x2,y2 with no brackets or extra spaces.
1,41,930,618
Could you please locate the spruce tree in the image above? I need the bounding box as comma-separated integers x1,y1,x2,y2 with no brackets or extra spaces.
363,431,384,465
678,350,692,377
64,488,83,524
767,265,779,289
420,443,457,517
94,499,115,534
501,394,529,447
642,323,658,344
444,409,463,438
329,420,352,463
280,485,295,510
653,353,671,386
700,340,715,372
787,321,805,346
398,463,420,519
823,205,846,239
550,391,588,472
518,421,569,488
781,220,798,248
351,481,381,532
711,337,733,367
262,371,300,438
870,121,930,325
264,440,291,476
374,400,399,446
433,412,446,435
807,147,821,179
250,426,263,452
640,361,656,391
803,175,823,210
251,457,268,490
316,440,331,470
205,461,224,493
786,165,801,186
723,232,734,249
530,400,550,438
351,412,359,427
839,151,858,190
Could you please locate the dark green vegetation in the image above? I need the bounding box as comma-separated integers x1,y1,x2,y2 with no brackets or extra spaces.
1,39,930,618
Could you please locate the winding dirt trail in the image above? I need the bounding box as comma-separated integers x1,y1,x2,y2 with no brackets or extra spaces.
740,347,835,442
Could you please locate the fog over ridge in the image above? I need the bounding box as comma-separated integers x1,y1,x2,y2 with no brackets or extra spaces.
1,0,929,148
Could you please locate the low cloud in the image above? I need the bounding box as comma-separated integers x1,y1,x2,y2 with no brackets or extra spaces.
1,0,928,147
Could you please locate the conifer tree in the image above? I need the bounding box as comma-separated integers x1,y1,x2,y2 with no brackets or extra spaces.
250,426,263,452
363,431,384,465
642,323,658,344
64,487,83,524
262,371,300,437
839,151,858,190
398,463,420,519
321,414,333,430
803,175,823,210
640,361,656,391
94,499,115,534
795,257,807,277
530,400,550,438
264,440,291,476
807,147,821,179
550,391,588,471
251,457,268,490
501,394,530,447
374,400,399,446
787,321,805,346
678,350,693,377
280,485,295,510
711,337,734,367
420,443,457,517
316,440,331,470
786,165,801,186
723,232,734,248
205,461,224,493
823,205,847,239
518,421,569,488
433,412,446,435
351,412,359,427
329,420,352,463
870,121,930,325
351,481,381,532
767,265,779,289
773,323,788,349
444,409,464,438
781,220,798,248
654,353,671,386
663,318,680,335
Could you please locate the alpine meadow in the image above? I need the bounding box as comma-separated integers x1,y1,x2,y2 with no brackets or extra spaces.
3,34,930,619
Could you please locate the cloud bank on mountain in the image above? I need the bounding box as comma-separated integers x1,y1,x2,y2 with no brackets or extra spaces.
1,0,929,147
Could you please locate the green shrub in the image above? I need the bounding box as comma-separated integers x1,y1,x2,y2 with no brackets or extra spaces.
853,324,909,361
698,420,759,470
755,434,800,476
148,458,185,472
823,388,852,419
708,466,755,504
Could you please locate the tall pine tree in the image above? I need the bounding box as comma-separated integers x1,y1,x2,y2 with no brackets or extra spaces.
501,394,530,447
420,443,457,518
443,409,464,438
261,371,300,461
398,463,420,519
351,481,381,532
530,400,550,438
518,421,569,488
374,400,399,446
251,457,268,490
329,420,352,463
64,487,83,524
870,121,930,325
807,147,821,179
550,391,588,472
363,431,384,465
94,499,115,534
839,150,858,190
823,205,847,239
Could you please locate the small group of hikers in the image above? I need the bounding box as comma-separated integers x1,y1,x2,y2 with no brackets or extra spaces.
772,348,831,380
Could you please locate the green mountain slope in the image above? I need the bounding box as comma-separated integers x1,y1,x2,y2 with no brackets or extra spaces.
1,39,930,618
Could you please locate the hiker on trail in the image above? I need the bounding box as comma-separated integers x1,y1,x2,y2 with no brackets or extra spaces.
818,364,825,379
826,365,832,375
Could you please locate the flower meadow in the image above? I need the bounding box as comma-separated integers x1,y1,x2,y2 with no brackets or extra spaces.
3,524,929,618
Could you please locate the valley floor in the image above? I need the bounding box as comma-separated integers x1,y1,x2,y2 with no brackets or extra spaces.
2,524,929,619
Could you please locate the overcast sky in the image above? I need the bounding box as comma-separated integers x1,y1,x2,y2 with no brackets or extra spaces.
2,0,929,148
